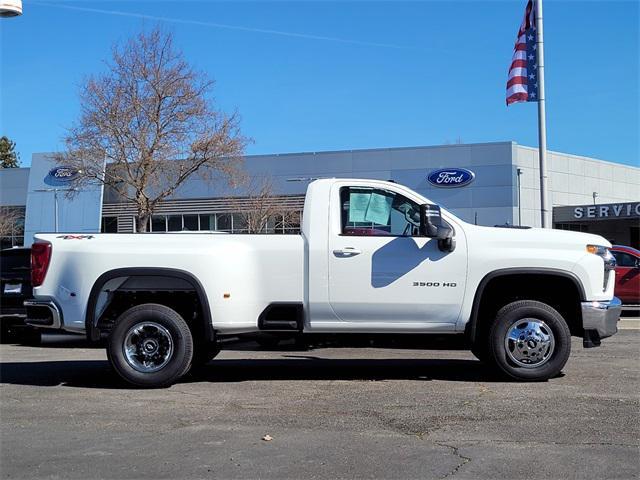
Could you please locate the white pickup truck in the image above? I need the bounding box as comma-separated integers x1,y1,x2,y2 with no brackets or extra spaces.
25,178,621,387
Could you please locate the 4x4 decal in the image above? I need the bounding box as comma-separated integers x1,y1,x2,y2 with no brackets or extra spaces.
56,235,95,240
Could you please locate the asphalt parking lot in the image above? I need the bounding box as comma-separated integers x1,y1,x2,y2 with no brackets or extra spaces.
1,326,639,480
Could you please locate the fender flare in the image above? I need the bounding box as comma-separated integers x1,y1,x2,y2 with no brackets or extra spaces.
467,267,587,344
85,267,214,342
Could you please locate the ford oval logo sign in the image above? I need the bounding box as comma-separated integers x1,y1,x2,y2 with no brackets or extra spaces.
427,168,475,188
44,166,80,186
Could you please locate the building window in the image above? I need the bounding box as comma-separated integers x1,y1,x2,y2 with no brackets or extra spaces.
183,215,198,231
217,214,232,232
101,216,118,233
0,206,25,249
232,213,248,233
151,215,167,232
167,215,182,232
278,211,302,234
555,223,589,232
199,214,213,230
137,211,303,234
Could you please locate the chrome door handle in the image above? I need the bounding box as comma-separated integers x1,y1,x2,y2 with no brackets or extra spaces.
333,247,362,256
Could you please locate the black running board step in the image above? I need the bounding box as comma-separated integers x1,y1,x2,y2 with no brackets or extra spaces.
258,303,304,331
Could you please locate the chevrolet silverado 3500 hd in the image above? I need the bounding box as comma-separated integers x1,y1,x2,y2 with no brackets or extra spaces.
25,178,621,387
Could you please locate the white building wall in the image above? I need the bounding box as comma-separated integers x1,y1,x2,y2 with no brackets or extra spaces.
0,167,29,206
156,142,519,227
514,146,639,228
3,142,637,233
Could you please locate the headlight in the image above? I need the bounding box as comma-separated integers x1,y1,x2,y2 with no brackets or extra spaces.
586,244,616,291
586,245,608,256
586,244,615,265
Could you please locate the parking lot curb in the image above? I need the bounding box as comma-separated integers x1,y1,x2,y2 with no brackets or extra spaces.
618,319,640,330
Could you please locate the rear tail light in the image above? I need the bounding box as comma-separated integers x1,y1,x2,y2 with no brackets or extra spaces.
31,241,52,287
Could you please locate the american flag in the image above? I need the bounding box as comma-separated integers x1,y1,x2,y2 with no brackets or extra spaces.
506,0,539,105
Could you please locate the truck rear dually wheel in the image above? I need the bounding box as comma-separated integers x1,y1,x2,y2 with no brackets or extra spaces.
107,303,193,388
488,300,571,381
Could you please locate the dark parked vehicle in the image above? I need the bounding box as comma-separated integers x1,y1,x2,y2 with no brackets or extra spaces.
0,247,40,344
611,245,640,307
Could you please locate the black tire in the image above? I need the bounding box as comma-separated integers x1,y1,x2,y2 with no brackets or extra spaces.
487,300,571,381
107,304,193,388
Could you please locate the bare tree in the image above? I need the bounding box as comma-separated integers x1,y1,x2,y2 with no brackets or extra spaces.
238,177,301,234
0,207,22,240
55,28,248,232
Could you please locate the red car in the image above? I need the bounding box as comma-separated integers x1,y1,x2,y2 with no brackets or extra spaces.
611,245,640,306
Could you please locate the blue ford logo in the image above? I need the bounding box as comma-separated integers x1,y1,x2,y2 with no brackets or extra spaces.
427,168,475,188
44,166,80,186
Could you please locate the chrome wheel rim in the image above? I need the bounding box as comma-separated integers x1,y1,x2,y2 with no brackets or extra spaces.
504,318,555,368
123,322,174,373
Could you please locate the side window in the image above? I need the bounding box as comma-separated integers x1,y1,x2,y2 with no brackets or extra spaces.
613,251,638,267
340,187,421,237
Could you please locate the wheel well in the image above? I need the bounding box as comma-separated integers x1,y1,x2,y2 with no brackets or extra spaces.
86,268,213,343
469,272,584,344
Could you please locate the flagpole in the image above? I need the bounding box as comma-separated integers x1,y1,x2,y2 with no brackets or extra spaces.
535,0,550,228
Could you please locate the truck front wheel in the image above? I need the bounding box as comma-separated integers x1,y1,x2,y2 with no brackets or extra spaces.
107,303,194,388
488,300,571,381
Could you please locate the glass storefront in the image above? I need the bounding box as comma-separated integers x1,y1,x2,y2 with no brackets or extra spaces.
131,211,302,234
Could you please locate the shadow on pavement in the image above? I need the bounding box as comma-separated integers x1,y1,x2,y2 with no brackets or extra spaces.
0,357,513,389
189,357,508,384
0,360,122,388
6,334,471,351
1,333,101,349
226,334,469,352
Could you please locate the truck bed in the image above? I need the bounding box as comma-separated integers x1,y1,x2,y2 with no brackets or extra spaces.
33,232,305,333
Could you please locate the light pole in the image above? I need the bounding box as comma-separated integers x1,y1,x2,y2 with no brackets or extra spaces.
592,192,598,205
34,188,78,232
517,168,524,226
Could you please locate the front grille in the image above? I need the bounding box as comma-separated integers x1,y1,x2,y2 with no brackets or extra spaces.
603,260,616,292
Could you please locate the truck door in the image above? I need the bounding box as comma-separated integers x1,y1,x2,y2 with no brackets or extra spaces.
327,185,467,327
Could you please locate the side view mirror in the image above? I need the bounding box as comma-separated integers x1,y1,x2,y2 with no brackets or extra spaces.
420,204,456,252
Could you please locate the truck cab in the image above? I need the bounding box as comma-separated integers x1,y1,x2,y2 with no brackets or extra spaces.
304,179,465,331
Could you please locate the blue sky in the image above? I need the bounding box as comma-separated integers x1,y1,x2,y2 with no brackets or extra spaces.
1,0,638,167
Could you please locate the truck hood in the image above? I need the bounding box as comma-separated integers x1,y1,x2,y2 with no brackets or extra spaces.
463,224,611,250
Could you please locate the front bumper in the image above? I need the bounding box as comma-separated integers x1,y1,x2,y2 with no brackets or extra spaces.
581,297,621,346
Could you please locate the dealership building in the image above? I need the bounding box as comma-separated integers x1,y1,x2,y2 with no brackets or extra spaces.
1,141,638,249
